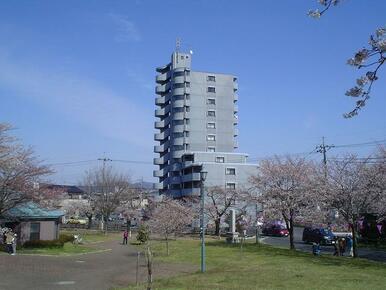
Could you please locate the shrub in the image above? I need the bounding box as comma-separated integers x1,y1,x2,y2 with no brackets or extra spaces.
59,233,75,243
23,239,64,248
136,225,149,244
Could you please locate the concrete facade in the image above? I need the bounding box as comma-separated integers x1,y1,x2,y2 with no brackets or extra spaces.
154,51,257,197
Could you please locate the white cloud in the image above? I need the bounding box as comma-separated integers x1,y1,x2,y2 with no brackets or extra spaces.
0,53,153,148
108,13,141,43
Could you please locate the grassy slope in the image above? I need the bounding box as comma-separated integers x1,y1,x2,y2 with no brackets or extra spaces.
18,242,96,255
125,238,386,290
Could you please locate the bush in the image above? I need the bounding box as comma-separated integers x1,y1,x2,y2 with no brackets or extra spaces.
136,225,149,244
59,233,75,243
23,239,64,248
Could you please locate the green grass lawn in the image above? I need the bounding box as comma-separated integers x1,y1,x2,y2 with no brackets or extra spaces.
18,242,97,255
123,238,386,290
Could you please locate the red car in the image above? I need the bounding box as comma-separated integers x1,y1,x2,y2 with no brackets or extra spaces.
262,224,289,237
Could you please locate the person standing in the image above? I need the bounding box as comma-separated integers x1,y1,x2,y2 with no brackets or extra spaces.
11,233,17,255
346,236,353,257
123,230,128,245
5,231,14,254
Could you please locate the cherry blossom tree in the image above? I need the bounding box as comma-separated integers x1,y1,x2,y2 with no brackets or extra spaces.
147,197,194,255
0,123,51,215
250,156,316,250
82,166,133,233
205,186,249,237
315,151,386,257
308,1,385,117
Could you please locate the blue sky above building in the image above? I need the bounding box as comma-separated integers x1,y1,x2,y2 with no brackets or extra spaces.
0,0,385,184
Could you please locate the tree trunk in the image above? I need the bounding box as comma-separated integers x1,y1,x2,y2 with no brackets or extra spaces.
104,215,108,235
87,216,92,229
351,221,358,258
166,234,169,256
289,218,295,250
215,218,221,237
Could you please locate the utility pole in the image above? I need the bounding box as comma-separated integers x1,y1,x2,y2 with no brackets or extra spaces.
98,157,112,233
315,137,334,178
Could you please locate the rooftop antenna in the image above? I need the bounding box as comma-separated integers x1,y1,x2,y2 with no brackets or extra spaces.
176,38,181,52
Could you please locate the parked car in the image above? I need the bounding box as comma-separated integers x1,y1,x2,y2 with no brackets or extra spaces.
66,217,88,225
302,227,335,245
262,224,289,237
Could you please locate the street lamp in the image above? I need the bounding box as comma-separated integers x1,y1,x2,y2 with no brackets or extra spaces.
200,169,207,273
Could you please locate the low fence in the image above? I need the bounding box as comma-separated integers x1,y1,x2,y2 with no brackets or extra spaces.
61,222,130,232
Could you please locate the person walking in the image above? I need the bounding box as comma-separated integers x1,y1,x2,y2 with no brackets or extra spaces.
123,230,128,245
5,231,14,254
333,237,340,256
346,236,353,257
339,238,346,256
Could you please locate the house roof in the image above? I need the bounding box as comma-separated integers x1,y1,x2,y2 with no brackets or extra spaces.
4,202,64,220
40,183,84,194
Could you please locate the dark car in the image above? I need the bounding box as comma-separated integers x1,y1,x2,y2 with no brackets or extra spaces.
262,224,289,237
302,227,335,245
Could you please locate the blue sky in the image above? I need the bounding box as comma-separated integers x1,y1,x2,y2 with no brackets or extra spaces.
0,0,385,184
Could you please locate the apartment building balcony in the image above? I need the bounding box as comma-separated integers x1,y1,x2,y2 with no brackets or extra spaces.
156,71,171,83
172,137,183,146
233,82,238,91
234,128,239,137
156,64,170,73
234,105,239,112
172,124,184,133
155,94,171,106
234,140,239,148
173,87,190,96
172,99,184,108
154,154,169,165
153,169,167,177
154,129,170,141
172,112,184,121
154,120,167,129
182,173,201,183
154,141,169,153
155,106,170,117
156,83,171,95
154,183,164,190
172,150,183,159
233,116,239,125
168,176,181,184
234,94,239,101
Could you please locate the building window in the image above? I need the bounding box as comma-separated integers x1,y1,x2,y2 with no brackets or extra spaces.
216,156,225,163
207,75,216,82
207,135,216,141
207,98,216,105
184,131,189,137
226,168,236,175
207,122,216,129
174,83,184,89
173,132,184,138
185,82,190,88
184,144,190,150
207,110,216,117
185,94,190,99
30,222,40,241
185,119,190,124
185,106,190,112
207,147,216,152
226,182,236,190
207,87,216,93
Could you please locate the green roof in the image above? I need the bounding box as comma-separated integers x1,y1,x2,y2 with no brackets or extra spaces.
5,202,64,220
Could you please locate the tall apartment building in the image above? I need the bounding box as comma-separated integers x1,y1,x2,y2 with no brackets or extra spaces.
154,51,257,197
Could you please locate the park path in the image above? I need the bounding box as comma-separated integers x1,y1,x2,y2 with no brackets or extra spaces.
0,239,195,290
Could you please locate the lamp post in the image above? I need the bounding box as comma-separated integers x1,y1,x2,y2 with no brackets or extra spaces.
200,169,208,273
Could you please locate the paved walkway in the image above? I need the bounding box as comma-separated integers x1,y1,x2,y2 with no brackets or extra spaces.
0,240,195,290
